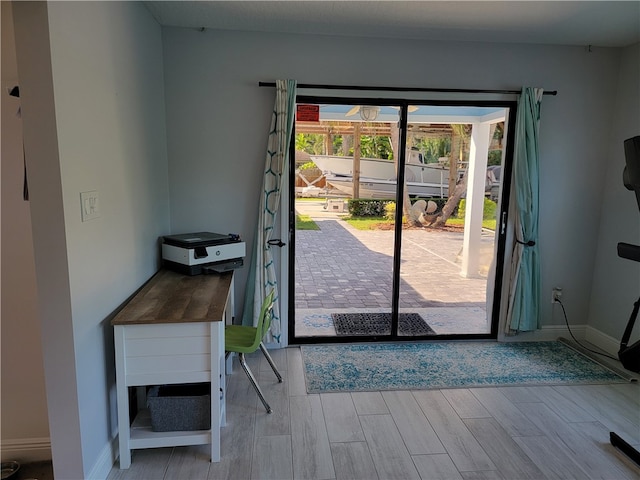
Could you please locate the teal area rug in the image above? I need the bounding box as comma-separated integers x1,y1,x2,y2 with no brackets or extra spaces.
301,341,626,393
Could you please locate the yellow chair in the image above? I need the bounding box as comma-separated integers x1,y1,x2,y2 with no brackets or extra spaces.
225,290,283,413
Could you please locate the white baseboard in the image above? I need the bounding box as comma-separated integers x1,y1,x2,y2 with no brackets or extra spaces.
497,324,619,357
584,326,621,356
86,436,118,480
499,324,587,342
0,437,51,463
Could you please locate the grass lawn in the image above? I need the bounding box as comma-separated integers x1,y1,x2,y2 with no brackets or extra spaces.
446,218,497,230
343,217,394,230
296,214,320,230
344,216,496,231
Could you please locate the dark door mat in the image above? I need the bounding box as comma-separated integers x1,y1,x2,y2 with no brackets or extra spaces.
331,312,436,336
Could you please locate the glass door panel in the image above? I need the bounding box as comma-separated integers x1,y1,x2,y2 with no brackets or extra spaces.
397,105,508,337
292,102,400,341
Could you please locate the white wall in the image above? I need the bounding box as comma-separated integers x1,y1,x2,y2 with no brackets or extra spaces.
12,1,170,478
1,0,50,462
162,28,622,326
588,43,640,350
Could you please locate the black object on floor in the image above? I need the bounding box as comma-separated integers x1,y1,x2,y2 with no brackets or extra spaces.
331,312,436,336
1,460,54,480
610,431,640,466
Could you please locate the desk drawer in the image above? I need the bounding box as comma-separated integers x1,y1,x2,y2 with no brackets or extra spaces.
123,323,210,360
123,323,210,339
126,336,210,357
126,353,211,377
116,322,222,386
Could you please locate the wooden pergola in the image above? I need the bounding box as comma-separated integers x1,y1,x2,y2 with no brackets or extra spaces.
295,121,453,138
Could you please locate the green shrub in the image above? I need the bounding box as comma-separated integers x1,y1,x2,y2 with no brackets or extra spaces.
347,199,394,217
488,150,503,166
384,202,396,221
298,161,318,171
458,198,497,220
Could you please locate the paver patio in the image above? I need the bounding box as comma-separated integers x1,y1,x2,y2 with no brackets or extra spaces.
292,200,497,337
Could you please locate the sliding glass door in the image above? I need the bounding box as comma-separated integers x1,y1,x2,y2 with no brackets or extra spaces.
289,97,514,344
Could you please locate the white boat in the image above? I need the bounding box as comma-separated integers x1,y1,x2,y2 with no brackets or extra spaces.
311,150,500,200
310,150,450,185
325,174,449,199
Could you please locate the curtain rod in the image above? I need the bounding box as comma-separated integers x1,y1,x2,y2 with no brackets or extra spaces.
258,81,557,96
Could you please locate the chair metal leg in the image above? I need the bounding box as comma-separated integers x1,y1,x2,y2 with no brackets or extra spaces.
259,342,283,383
238,352,272,414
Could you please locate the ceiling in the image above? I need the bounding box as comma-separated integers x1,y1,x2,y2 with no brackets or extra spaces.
145,1,640,48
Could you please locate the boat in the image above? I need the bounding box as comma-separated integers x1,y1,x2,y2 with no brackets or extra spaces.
311,149,451,198
311,150,499,200
324,174,449,199
310,150,450,185
323,166,501,200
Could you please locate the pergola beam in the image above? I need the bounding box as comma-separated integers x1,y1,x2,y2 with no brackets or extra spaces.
296,121,453,137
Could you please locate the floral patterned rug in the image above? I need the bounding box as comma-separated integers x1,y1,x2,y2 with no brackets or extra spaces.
301,341,626,393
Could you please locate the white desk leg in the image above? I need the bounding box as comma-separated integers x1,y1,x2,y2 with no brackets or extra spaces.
218,322,227,428
225,275,234,374
229,272,235,323
225,353,234,374
114,326,131,468
210,321,222,462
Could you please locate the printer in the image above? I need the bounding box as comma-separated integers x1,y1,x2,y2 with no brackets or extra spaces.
162,232,246,275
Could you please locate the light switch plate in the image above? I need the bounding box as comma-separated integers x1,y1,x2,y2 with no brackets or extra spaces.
80,191,100,221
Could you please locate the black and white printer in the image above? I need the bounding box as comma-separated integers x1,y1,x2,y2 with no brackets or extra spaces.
162,232,245,275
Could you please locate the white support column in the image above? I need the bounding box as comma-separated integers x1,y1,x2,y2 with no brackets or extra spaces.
461,122,491,278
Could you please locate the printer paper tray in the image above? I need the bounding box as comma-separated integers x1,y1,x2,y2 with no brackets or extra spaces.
164,258,244,276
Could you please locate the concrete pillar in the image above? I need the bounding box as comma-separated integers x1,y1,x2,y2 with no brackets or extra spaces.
461,122,491,277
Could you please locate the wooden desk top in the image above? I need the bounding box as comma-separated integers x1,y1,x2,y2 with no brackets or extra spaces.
111,269,233,326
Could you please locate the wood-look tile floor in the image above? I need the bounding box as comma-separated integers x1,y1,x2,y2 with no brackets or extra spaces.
107,347,640,480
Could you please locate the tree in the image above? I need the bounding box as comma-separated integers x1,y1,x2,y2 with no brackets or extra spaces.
295,133,325,154
447,125,471,196
412,136,451,164
432,175,468,227
352,123,362,198
389,122,417,226
341,134,352,156
432,123,496,227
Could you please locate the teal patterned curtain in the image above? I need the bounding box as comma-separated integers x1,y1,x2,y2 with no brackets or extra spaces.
242,80,296,343
506,87,544,333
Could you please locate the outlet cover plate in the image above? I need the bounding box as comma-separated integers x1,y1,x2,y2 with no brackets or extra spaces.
80,191,100,221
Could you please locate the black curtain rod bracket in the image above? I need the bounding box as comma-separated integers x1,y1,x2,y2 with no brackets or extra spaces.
258,82,557,96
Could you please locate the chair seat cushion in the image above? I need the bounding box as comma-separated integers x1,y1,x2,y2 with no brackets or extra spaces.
225,325,260,353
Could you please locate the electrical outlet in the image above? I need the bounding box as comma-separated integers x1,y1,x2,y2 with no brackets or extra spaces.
552,287,562,303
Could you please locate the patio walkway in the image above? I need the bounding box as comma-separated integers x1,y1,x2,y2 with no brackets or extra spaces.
293,200,496,336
